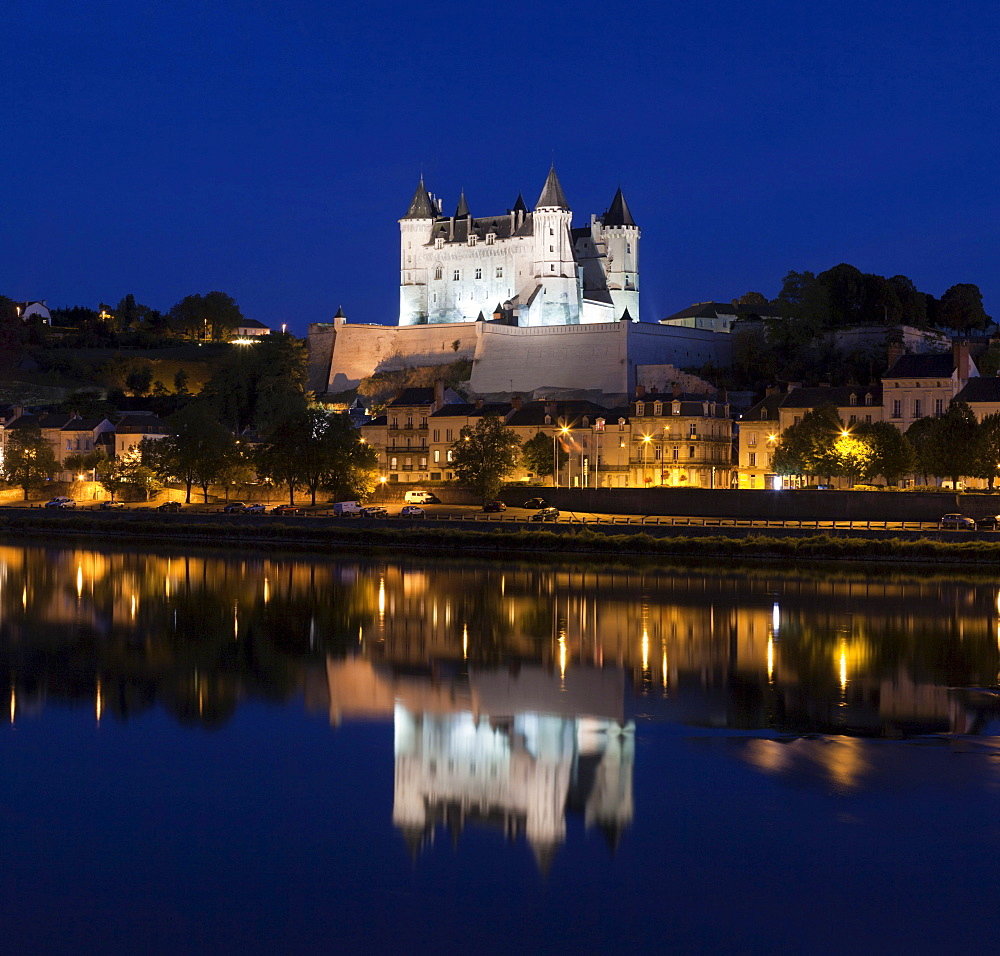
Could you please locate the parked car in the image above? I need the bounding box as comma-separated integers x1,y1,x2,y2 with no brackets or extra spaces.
157,501,182,512
404,490,439,504
483,500,506,512
44,497,76,509
523,497,548,509
223,502,247,514
403,491,441,505
360,505,388,517
271,504,301,516
99,500,125,510
939,513,976,531
400,505,425,517
244,503,266,514
332,500,364,516
975,514,1000,531
530,507,560,522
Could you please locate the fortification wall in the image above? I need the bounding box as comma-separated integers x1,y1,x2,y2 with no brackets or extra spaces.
307,324,337,393
319,322,479,392
470,323,630,395
626,323,732,379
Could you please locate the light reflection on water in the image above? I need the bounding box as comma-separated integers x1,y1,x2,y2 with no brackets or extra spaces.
1,542,1000,951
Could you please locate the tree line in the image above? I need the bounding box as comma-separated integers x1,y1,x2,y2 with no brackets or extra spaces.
771,402,1000,488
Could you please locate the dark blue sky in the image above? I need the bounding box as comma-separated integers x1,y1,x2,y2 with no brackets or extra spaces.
4,1,998,335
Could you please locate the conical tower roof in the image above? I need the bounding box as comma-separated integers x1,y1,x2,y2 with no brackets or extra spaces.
603,186,637,227
535,166,569,210
512,193,529,214
455,190,469,218
403,177,436,219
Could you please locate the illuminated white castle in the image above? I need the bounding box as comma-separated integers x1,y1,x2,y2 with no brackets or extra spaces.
399,168,640,327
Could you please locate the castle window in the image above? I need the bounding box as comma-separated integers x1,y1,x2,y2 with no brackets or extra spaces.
626,243,631,253
453,269,460,281
486,234,495,245
468,236,477,246
550,264,555,271
549,228,554,235
434,266,442,280
475,268,482,280
549,245,554,252
496,266,503,278
435,238,443,249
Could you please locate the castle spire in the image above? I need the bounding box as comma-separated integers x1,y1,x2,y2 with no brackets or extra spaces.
603,186,637,227
402,176,436,219
535,166,569,210
455,190,470,218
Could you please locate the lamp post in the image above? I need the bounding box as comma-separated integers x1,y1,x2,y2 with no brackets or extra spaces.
641,434,652,486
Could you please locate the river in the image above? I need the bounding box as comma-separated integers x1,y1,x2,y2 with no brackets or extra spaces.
1,542,998,953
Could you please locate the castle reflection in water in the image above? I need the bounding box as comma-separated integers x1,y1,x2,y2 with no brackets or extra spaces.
2,543,999,861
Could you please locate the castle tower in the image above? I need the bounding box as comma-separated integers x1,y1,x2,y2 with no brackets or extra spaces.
529,167,582,326
601,187,640,321
399,177,436,325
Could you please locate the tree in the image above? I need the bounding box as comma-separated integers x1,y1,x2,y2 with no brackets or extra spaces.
64,449,104,480
142,402,234,503
202,334,310,434
924,402,980,487
905,417,938,484
1,427,58,499
173,368,190,394
168,294,207,339
733,291,769,309
521,432,554,477
202,291,244,342
974,412,1000,491
831,433,872,486
125,361,154,397
770,404,843,480
855,421,914,486
938,284,990,333
450,416,522,501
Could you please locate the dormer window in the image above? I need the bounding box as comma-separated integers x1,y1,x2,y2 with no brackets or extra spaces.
486,234,495,245
761,410,768,419
850,393,857,406
864,393,872,406
635,402,645,416
653,402,662,416
468,235,477,246
435,238,444,249
672,401,681,415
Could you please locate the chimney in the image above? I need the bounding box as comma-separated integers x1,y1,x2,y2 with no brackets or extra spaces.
433,379,445,410
475,398,483,409
887,342,904,370
635,385,646,398
395,388,405,401
511,395,522,411
671,383,682,399
953,340,970,384
765,386,779,396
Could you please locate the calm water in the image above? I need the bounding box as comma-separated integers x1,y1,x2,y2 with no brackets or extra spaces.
1,543,999,954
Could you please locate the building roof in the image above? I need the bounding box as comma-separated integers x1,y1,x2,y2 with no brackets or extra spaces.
955,376,1000,404
454,190,469,218
63,418,108,431
602,187,636,228
236,318,269,330
884,352,955,378
782,386,882,409
633,392,730,418
536,166,569,210
505,399,608,427
402,177,437,219
387,387,437,407
742,393,783,422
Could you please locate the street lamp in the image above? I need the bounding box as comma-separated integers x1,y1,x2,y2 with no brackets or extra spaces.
641,434,652,486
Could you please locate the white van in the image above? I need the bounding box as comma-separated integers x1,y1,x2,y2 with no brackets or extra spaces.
404,490,438,504
332,500,363,515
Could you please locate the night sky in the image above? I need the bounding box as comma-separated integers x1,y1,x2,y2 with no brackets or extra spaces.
4,1,999,335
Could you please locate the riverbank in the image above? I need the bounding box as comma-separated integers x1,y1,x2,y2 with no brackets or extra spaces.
2,510,999,566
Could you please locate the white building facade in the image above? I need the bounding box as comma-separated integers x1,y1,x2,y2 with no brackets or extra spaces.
399,168,639,328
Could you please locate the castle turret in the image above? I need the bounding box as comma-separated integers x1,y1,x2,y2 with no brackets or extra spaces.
530,167,582,326
399,177,437,325
601,187,640,321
